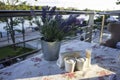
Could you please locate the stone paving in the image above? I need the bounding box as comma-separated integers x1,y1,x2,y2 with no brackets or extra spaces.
0,31,41,48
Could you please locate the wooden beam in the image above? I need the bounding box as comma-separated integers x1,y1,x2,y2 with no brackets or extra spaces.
99,15,105,43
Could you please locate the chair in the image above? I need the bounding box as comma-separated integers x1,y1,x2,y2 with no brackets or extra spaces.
101,23,120,48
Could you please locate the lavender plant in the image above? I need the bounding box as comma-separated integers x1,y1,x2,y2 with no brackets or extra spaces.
31,6,79,42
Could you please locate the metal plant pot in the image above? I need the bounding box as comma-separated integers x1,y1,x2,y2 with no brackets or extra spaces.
41,40,61,61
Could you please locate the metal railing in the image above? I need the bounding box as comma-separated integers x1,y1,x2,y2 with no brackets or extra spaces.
0,10,96,17
0,10,95,43
0,10,120,43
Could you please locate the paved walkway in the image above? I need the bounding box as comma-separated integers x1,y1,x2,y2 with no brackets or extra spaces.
0,29,111,47
0,31,41,48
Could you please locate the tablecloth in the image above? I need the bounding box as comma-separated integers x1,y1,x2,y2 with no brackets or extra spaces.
0,40,120,80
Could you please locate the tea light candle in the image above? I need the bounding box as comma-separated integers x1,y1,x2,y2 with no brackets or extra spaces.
76,58,86,71
64,57,76,72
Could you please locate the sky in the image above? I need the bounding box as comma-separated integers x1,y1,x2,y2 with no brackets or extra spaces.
23,0,120,10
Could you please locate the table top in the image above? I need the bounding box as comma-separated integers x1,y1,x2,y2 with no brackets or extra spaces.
0,40,120,80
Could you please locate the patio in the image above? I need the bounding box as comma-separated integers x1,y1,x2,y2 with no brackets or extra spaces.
0,10,120,80
0,39,120,80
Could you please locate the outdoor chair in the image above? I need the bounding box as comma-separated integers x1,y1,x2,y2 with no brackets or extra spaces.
101,22,120,48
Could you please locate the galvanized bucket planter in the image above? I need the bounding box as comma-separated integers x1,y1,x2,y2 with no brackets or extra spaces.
41,40,61,61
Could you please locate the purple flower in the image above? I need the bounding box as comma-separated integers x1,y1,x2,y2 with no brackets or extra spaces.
41,6,49,23
30,9,36,17
31,6,80,41
66,14,79,25
49,6,56,16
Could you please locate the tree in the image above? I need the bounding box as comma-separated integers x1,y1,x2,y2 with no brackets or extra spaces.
0,0,28,10
0,1,5,9
0,0,25,50
0,1,5,5
116,0,120,5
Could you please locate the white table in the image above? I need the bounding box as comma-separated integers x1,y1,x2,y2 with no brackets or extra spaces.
0,40,120,80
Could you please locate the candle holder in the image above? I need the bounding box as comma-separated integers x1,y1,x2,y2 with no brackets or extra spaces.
64,57,76,72
76,57,86,71
85,48,92,68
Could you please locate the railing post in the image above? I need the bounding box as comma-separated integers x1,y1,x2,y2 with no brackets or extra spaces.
99,15,105,43
85,13,94,42
0,32,2,38
118,14,120,21
21,18,25,48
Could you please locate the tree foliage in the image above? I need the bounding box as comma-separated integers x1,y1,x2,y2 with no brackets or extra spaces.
94,15,110,25
0,0,30,10
116,0,120,5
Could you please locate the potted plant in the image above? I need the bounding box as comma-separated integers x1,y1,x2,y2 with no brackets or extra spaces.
31,6,79,61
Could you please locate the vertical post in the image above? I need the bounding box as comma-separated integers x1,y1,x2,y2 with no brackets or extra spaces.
21,18,25,48
10,17,16,50
118,14,120,21
7,30,9,43
85,13,94,42
99,15,105,43
0,32,2,38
